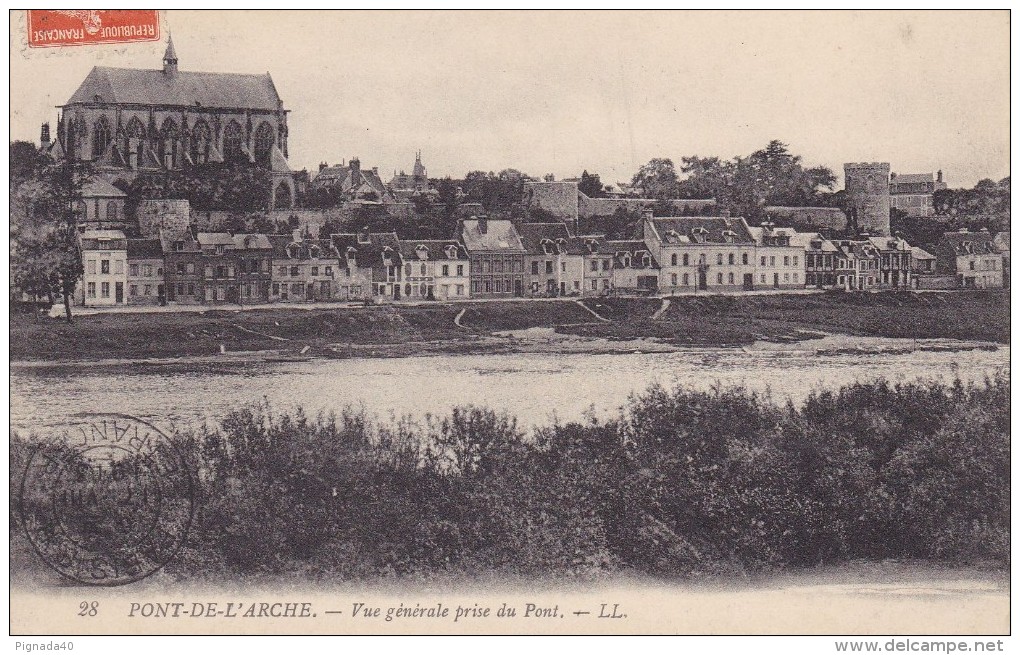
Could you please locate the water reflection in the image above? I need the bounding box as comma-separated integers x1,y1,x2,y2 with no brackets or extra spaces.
10,340,1009,435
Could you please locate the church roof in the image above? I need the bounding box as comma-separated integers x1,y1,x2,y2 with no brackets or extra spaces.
65,66,283,111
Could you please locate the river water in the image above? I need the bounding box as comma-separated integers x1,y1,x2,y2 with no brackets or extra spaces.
10,335,1009,436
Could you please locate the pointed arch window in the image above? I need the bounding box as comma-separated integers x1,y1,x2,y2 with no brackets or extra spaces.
159,118,180,169
125,117,146,169
67,114,87,160
223,120,245,163
92,117,111,158
253,122,274,167
190,120,212,165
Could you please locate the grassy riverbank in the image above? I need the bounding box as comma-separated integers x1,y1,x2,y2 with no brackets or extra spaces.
11,376,1009,582
9,290,1009,362
569,289,1011,345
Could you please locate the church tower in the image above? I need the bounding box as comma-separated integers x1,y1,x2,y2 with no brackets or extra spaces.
412,150,426,178
163,35,178,76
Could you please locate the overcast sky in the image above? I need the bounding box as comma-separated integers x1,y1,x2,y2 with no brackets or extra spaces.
10,10,1010,189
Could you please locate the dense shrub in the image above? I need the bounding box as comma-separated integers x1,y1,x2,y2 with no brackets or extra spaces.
11,375,1009,581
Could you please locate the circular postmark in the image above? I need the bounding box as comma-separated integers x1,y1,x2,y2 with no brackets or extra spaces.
18,413,195,586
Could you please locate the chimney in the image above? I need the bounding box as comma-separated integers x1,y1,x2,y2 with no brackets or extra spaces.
319,162,327,172
937,170,943,183
292,228,303,242
477,215,488,234
350,157,361,182
40,122,50,149
641,208,654,221
358,227,370,244
890,172,897,180
372,167,378,176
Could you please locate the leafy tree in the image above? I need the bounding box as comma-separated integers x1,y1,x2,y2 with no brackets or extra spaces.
10,140,50,191
459,169,529,215
249,213,275,235
435,178,462,217
578,206,643,240
317,218,343,239
410,193,432,215
672,141,836,221
631,158,679,200
11,160,90,322
123,162,272,215
933,178,1009,217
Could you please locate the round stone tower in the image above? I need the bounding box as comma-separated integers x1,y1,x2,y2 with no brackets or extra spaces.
843,162,891,236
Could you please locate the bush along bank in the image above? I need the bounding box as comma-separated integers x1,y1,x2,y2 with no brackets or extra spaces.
11,375,1009,581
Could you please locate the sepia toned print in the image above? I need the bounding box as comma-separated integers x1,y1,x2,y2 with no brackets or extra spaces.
9,10,1009,638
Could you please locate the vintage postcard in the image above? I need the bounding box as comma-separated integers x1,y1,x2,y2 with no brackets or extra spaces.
8,9,1010,646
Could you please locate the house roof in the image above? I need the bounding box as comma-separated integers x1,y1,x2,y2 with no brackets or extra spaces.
890,173,933,185
605,239,659,269
564,235,607,256
65,66,283,111
834,240,880,259
648,217,755,245
82,178,127,198
310,163,391,200
518,222,572,254
268,234,334,258
196,232,236,247
747,225,800,246
329,232,399,268
397,239,467,261
911,246,936,261
938,231,999,256
460,218,526,252
788,231,839,252
126,238,162,258
233,233,272,250
865,235,911,251
82,229,126,241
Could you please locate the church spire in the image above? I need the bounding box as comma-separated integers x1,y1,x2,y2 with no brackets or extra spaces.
163,35,178,76
412,150,425,178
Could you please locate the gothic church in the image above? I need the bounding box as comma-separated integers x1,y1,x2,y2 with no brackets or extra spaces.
43,37,296,209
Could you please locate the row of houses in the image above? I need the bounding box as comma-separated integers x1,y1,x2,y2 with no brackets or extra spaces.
78,213,1007,307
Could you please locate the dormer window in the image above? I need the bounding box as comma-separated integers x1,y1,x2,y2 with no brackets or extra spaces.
358,233,370,244
445,245,459,259
541,240,553,255
640,252,652,267
586,240,598,254
621,253,631,267
722,230,736,243
556,238,567,253
416,244,429,260
286,244,299,259
174,241,184,252
215,245,225,255
666,229,680,243
691,227,708,243
309,245,320,258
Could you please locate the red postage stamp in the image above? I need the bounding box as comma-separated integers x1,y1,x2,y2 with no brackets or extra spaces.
26,10,160,48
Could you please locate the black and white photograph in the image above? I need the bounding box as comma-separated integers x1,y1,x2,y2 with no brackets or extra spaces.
7,8,1011,647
